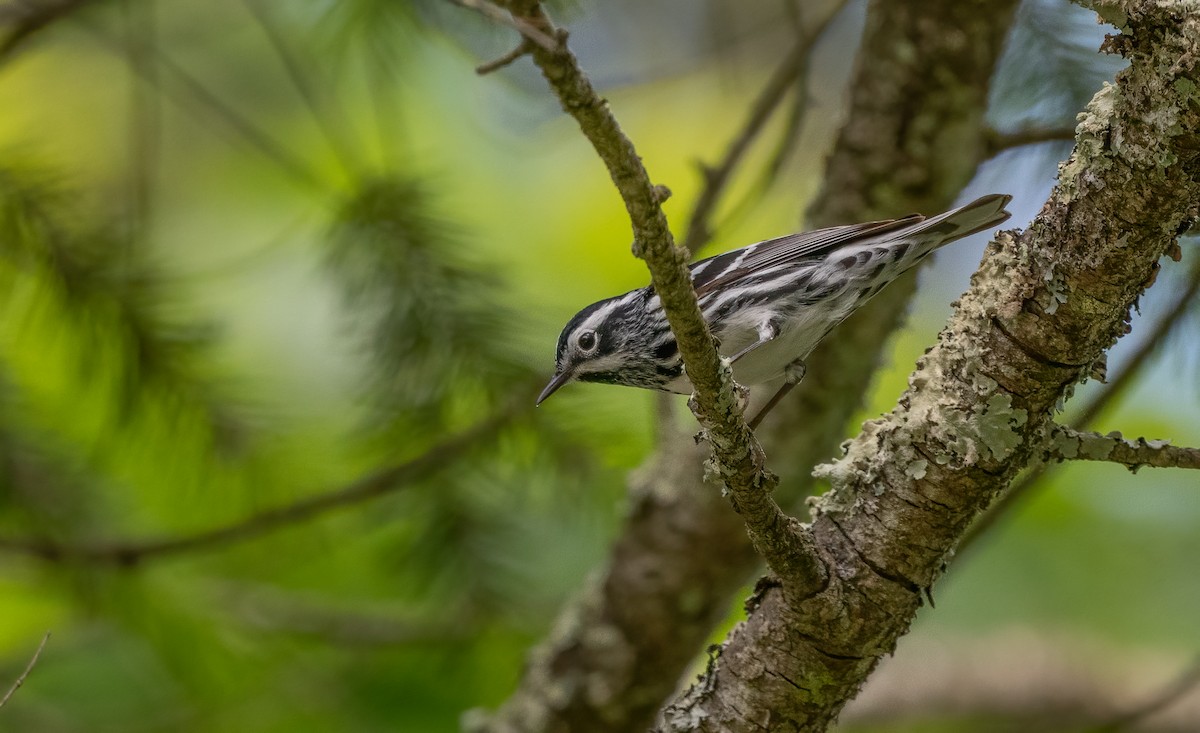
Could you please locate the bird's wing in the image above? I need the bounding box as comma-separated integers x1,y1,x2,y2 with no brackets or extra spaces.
690,215,925,297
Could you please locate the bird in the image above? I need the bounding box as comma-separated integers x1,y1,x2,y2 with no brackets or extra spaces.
537,194,1012,426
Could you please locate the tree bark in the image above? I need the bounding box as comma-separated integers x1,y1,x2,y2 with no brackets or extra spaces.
660,1,1200,728
473,0,1021,730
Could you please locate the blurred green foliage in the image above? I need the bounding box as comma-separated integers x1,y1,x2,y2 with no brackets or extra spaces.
0,1,1197,732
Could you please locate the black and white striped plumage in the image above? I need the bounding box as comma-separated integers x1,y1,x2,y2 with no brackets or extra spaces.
537,194,1012,407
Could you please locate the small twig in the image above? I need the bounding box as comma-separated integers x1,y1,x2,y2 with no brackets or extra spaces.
984,125,1077,157
0,402,522,565
448,0,558,52
1042,427,1200,472
681,1,846,255
0,632,50,709
475,38,532,75
682,40,811,253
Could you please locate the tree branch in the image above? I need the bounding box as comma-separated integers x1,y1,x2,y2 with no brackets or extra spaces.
0,403,520,566
0,632,50,710
680,2,845,255
984,125,1077,157
475,0,1023,729
962,257,1200,550
482,1,822,587
448,0,556,51
475,38,533,75
663,1,1200,728
1043,426,1200,472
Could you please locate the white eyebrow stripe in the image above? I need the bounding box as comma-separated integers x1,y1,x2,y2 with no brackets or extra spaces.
579,299,620,333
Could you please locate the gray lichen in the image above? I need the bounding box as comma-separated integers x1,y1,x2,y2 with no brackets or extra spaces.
1058,82,1120,202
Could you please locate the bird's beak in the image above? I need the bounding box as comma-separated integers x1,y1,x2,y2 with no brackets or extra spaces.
537,369,573,406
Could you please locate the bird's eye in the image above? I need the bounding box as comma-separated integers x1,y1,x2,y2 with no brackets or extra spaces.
577,330,598,352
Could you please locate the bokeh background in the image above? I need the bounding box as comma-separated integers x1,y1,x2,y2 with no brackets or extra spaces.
0,0,1198,730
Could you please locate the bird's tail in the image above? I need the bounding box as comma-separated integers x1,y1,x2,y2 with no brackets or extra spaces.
907,193,1014,246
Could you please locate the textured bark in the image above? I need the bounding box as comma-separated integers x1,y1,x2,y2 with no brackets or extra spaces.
474,1,1021,731
770,0,1022,470
660,1,1200,728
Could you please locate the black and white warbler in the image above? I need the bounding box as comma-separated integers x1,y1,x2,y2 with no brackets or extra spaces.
538,194,1012,425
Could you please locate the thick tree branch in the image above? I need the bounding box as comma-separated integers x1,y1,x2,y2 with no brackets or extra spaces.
663,2,1200,728
484,1,820,587
0,403,519,565
476,0,1021,730
962,252,1200,550
1043,426,1200,471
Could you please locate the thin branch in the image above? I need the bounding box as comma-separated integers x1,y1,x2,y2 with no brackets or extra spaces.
79,16,326,191
478,0,823,588
962,258,1200,550
448,0,557,51
680,2,845,255
1043,427,1200,472
984,125,1077,157
475,38,532,75
0,403,521,566
0,632,50,709
241,0,362,177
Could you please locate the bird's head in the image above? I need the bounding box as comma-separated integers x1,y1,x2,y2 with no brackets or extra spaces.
537,291,672,404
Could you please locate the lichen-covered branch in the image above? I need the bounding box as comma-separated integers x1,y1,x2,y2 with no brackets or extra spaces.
962,257,1200,549
662,1,1200,729
1043,427,1200,472
484,1,819,586
474,0,1022,729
